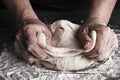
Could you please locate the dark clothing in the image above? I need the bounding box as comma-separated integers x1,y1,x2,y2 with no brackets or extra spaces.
1,0,120,11
30,0,92,11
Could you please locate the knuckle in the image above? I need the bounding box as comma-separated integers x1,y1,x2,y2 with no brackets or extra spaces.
27,44,34,52
24,25,34,33
25,27,32,33
102,27,108,31
100,26,109,31
27,56,36,64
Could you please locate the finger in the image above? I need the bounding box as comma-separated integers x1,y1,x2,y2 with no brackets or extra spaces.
15,33,38,64
83,33,94,50
43,27,52,44
35,24,52,43
27,54,38,64
27,44,49,59
84,50,99,58
79,29,93,50
25,28,49,59
85,28,113,60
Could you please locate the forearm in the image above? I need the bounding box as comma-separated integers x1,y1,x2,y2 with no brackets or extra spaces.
87,0,117,26
4,0,38,23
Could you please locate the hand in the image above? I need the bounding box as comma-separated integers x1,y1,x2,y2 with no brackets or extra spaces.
79,21,118,61
14,19,52,64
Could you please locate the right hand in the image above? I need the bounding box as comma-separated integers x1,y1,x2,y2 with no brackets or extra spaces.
14,19,52,64
79,21,118,61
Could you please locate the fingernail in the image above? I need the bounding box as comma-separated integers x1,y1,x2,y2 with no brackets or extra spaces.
40,54,48,59
84,42,91,50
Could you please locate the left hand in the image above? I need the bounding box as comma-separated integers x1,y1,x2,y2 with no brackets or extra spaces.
78,21,118,61
14,19,52,64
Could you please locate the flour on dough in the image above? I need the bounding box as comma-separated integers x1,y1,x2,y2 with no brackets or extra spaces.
37,20,96,71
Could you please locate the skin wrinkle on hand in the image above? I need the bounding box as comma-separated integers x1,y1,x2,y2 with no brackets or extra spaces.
37,20,97,71
14,20,118,71
4,0,117,72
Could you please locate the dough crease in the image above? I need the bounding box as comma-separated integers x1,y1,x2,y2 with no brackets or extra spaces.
37,20,97,71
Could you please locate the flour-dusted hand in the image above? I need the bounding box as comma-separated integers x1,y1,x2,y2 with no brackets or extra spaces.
14,19,52,64
79,22,118,61
78,0,118,61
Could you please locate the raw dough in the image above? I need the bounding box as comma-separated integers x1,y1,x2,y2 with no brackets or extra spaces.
37,20,97,71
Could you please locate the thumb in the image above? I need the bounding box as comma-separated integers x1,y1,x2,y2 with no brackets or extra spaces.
79,32,93,50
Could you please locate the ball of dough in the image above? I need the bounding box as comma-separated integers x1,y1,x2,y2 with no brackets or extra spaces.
37,20,96,71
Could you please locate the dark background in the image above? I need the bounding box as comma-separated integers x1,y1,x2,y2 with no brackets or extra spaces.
0,1,120,51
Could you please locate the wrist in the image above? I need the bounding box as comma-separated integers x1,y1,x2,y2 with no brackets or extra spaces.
85,17,107,26
18,18,45,28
